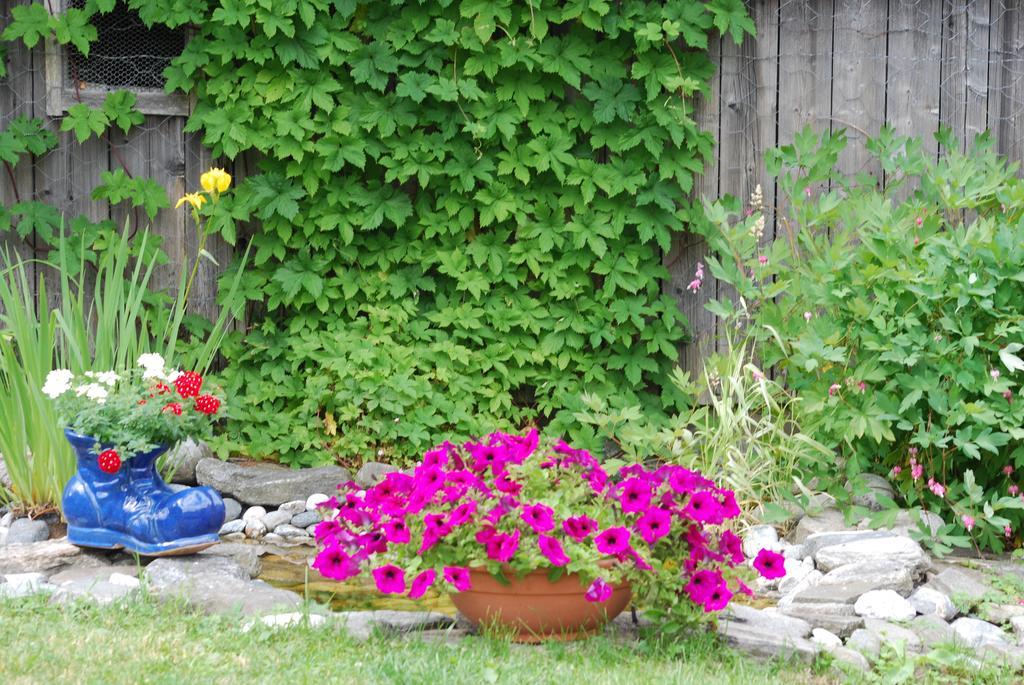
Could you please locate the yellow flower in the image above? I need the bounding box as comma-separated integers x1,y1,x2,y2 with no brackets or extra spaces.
175,192,207,210
200,167,231,194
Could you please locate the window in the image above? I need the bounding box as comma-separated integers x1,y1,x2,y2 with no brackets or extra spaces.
45,1,189,117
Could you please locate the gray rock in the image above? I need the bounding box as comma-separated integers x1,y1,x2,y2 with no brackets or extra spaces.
48,566,138,586
290,511,321,529
146,556,296,616
219,519,246,535
924,567,992,607
847,473,895,512
742,525,780,558
222,498,242,522
862,509,944,539
780,602,864,638
977,603,1024,625
811,627,843,649
222,532,246,542
716,605,819,661
783,544,806,560
278,500,307,516
777,570,823,606
0,572,53,597
1,510,14,528
863,618,922,652
334,610,455,640
355,462,399,489
261,510,293,531
854,590,917,621
777,559,816,595
793,579,895,606
244,519,267,539
273,524,309,540
263,533,284,543
950,617,1009,648
831,646,871,672
198,543,263,579
167,438,212,485
911,614,954,649
909,586,957,620
846,628,882,658
242,506,267,522
818,559,915,596
790,509,857,545
1009,616,1024,642
5,518,50,545
814,536,929,574
50,579,136,605
803,530,900,559
0,537,117,575
196,458,350,506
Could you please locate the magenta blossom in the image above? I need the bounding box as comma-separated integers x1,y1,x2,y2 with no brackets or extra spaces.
718,530,744,564
312,544,359,581
584,577,612,603
595,527,631,555
382,518,411,544
563,515,598,541
520,503,556,533
685,569,722,603
448,500,477,527
372,564,406,594
752,549,786,580
408,568,437,599
703,582,732,612
683,491,721,524
635,508,671,545
618,478,652,513
443,566,472,592
538,535,570,567
485,530,520,562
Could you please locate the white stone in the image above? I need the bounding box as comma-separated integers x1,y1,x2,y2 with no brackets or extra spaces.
242,612,329,632
0,572,53,597
278,500,306,516
108,572,141,589
854,590,917,622
742,525,780,558
909,587,957,621
305,493,330,511
219,519,246,535
777,570,823,610
1009,616,1024,643
242,506,267,522
260,510,292,531
814,536,929,574
783,544,806,560
263,533,285,543
244,519,267,539
811,628,843,650
950,617,1009,648
777,558,816,595
0,511,14,528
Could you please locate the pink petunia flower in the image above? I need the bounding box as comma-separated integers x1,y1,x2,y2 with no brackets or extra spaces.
443,566,472,592
594,527,631,555
685,569,722,604
382,518,411,544
683,491,721,524
718,530,744,564
563,515,598,541
372,564,406,594
520,503,556,533
752,549,786,580
408,568,437,599
584,577,612,603
312,544,359,581
538,535,570,567
635,508,672,545
618,478,653,513
448,500,477,527
703,582,733,612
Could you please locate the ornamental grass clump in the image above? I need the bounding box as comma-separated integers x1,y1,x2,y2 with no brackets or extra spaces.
313,431,784,624
44,354,223,467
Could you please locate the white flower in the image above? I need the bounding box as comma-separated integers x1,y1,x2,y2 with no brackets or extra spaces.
137,353,167,379
42,369,74,399
968,273,978,285
85,371,119,386
75,383,108,404
166,369,182,383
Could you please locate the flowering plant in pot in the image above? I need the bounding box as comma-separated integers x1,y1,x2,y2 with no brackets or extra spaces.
313,430,785,642
43,353,226,556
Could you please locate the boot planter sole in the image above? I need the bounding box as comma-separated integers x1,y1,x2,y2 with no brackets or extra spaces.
67,526,220,557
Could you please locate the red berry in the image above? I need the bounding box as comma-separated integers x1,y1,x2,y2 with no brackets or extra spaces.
98,449,121,474
194,394,221,415
163,402,183,416
174,371,203,399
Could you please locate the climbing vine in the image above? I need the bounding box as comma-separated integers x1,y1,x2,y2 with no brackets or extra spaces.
2,1,754,466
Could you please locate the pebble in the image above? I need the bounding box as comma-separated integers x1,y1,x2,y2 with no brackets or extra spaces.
290,511,321,528
242,506,267,522
244,519,267,539
222,532,246,542
273,524,310,539
263,533,285,543
109,573,141,589
223,498,242,522
305,494,330,511
278,500,307,516
261,510,293,531
5,518,50,545
811,627,843,649
219,520,246,535
909,586,957,621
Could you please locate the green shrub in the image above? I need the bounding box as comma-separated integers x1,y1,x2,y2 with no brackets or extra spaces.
700,127,1024,552
104,0,757,466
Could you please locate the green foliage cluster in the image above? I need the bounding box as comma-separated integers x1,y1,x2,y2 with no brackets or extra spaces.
700,127,1024,553
125,0,751,466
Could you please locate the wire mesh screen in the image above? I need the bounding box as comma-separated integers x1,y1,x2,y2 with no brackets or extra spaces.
66,0,187,90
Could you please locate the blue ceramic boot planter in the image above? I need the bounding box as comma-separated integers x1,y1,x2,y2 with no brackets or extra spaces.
62,429,225,556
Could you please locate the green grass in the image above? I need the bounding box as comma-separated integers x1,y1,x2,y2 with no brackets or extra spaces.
0,595,835,685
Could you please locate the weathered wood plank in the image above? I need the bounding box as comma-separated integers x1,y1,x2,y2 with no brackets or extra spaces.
965,0,992,146
776,0,834,225
831,0,889,184
988,1,1024,163
667,35,720,380
941,0,992,153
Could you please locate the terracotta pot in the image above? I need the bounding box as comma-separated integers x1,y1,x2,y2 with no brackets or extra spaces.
449,566,631,643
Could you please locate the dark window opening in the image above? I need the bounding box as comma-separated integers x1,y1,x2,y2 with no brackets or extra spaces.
66,1,187,91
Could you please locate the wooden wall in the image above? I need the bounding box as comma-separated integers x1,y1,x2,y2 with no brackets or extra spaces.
666,0,1024,377
3,0,1024,378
